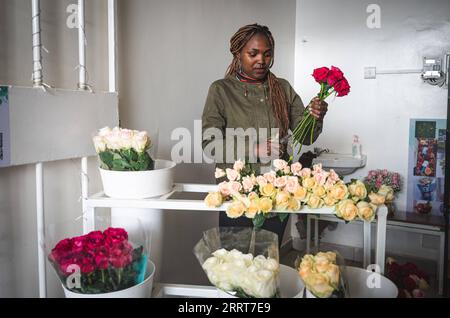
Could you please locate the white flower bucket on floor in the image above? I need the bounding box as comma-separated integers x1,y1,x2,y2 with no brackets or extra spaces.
99,159,176,199
305,266,398,298
217,264,305,298
345,266,398,298
63,261,155,298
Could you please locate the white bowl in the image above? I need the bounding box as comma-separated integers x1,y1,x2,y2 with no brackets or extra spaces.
305,266,398,298
346,266,398,298
99,159,176,199
63,261,155,298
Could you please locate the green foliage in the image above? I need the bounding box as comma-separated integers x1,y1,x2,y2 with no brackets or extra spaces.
278,213,289,223
99,149,154,171
252,213,266,229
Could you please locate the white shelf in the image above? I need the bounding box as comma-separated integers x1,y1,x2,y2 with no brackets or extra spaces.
153,283,218,298
85,183,337,214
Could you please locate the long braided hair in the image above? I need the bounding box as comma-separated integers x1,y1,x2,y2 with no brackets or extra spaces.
226,23,289,140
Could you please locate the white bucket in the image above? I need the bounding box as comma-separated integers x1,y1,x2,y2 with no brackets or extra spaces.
63,261,155,298
217,264,304,298
99,159,176,199
346,266,398,298
305,266,398,298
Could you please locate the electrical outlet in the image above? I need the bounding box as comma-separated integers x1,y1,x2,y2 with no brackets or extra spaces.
364,67,376,79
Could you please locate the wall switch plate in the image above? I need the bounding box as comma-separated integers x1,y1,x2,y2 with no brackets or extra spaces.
364,66,376,79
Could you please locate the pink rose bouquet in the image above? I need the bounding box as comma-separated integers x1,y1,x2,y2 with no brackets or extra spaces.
48,227,148,294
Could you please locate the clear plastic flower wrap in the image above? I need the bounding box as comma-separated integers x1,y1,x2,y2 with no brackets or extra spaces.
296,250,349,298
45,216,152,295
193,227,280,298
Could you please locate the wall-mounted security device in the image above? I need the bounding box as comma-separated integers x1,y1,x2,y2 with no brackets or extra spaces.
422,57,442,79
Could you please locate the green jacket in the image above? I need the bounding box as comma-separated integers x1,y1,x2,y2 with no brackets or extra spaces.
202,74,322,173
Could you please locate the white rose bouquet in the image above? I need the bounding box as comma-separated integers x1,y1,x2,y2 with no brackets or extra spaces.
193,227,280,298
202,249,279,298
92,127,154,171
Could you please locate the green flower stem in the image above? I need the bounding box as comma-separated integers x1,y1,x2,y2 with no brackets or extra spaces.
322,89,335,100
293,117,313,146
296,118,314,154
293,111,313,139
310,117,317,145
294,114,313,138
118,268,123,286
292,109,311,136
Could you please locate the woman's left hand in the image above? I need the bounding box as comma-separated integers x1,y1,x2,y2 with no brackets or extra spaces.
308,97,328,121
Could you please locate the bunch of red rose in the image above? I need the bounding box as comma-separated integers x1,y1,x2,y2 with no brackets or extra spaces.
385,257,430,298
49,227,145,294
292,66,350,154
312,66,350,98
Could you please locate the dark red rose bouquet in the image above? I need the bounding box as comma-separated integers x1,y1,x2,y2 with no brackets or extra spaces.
48,227,148,294
385,257,429,298
293,66,350,153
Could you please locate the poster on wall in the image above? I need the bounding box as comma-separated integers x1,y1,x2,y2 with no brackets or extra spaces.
407,119,446,216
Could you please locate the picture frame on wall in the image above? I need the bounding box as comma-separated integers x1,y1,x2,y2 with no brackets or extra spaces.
407,119,446,216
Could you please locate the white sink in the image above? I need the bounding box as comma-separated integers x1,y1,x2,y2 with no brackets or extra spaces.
312,153,367,175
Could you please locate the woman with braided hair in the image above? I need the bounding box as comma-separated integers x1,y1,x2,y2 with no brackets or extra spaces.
202,23,328,243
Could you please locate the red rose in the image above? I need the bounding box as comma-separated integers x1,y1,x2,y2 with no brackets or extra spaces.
327,66,344,86
110,254,132,269
333,79,350,97
403,262,418,275
95,253,109,270
59,257,80,275
80,257,95,274
104,228,128,245
312,67,330,83
416,270,429,283
86,231,105,250
402,276,417,291
51,238,73,262
72,235,87,253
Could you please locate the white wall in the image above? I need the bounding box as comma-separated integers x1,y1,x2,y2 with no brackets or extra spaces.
117,0,297,285
294,0,450,259
0,0,108,297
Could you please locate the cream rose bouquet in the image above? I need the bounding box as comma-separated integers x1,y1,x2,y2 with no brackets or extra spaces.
297,251,347,298
205,160,386,227
193,227,280,298
202,249,279,298
92,127,154,171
